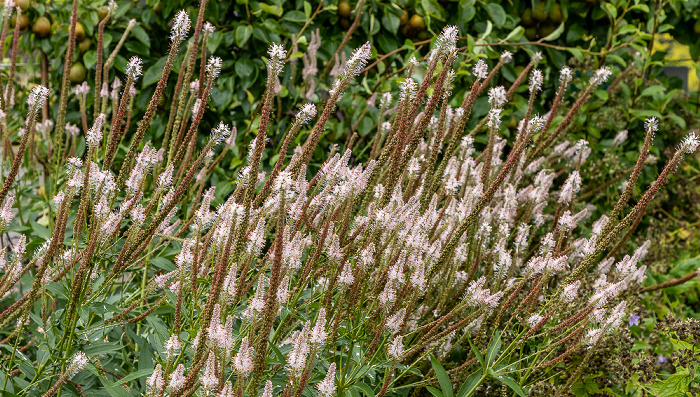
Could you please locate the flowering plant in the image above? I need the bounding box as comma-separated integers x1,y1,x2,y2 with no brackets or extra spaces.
0,2,699,397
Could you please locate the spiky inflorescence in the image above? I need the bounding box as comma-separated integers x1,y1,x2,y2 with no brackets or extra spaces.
473,59,488,80
680,132,699,154
342,41,372,79
267,43,287,77
170,10,191,42
206,57,222,79
529,69,543,92
125,56,143,80
296,103,317,125
590,66,613,86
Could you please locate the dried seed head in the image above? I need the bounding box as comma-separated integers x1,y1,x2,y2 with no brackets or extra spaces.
126,56,143,80
170,10,191,42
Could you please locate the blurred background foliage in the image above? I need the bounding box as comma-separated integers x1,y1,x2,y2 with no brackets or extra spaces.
4,0,700,393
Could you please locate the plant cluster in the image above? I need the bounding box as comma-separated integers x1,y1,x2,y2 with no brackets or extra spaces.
0,1,699,397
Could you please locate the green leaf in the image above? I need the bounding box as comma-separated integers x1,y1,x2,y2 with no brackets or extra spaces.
235,59,256,79
142,56,167,88
491,372,526,397
457,369,482,397
485,3,506,27
603,3,618,19
630,4,649,12
282,10,306,23
426,386,444,397
259,3,283,16
567,48,584,62
648,372,692,396
431,355,453,397
479,20,493,40
235,24,253,47
541,22,565,42
110,368,153,387
83,50,97,70
666,114,686,129
355,382,376,397
131,25,150,47
630,109,663,120
501,26,524,42
82,342,121,356
640,85,665,97
467,337,484,368
485,331,501,367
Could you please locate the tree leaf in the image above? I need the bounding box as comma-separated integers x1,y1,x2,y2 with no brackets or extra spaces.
541,22,565,42
485,3,506,27
235,24,253,47
142,56,167,88
130,24,150,47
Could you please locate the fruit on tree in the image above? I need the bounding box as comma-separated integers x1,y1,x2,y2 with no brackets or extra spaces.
32,16,51,37
70,62,86,83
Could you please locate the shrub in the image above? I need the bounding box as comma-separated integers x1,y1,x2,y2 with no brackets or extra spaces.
0,1,698,397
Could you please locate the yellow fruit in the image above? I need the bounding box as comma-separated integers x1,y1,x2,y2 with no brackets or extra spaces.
15,0,29,11
78,38,92,52
521,9,534,27
532,2,548,22
97,6,109,20
69,62,87,83
11,14,29,29
525,27,537,40
538,24,556,38
75,22,85,40
549,3,563,23
417,30,431,40
399,9,408,26
695,19,700,35
337,1,351,18
409,14,425,30
32,16,51,37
